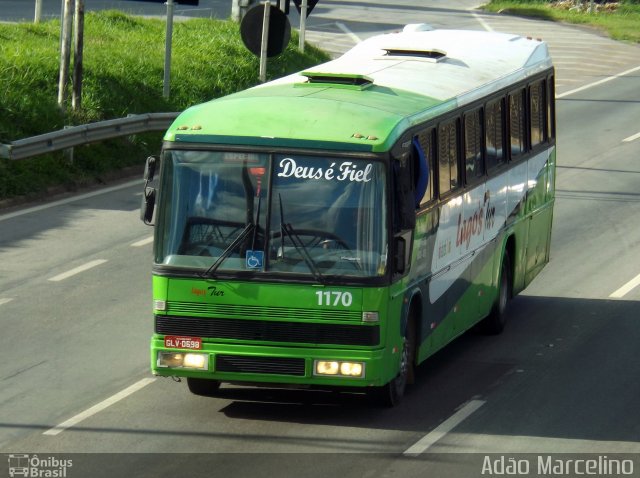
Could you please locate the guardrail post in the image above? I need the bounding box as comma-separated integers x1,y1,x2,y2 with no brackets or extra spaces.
63,126,74,163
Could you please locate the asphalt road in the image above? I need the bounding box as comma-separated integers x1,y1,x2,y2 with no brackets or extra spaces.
1,1,640,477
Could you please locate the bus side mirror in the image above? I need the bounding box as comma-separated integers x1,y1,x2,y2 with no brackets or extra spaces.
140,187,156,225
394,231,412,276
141,155,159,225
143,155,158,182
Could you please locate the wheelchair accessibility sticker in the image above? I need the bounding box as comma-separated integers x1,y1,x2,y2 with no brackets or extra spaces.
246,250,264,269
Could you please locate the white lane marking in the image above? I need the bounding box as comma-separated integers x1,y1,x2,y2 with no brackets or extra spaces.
403,399,486,456
335,22,361,43
609,273,640,298
472,13,494,32
556,65,640,99
131,236,154,247
622,132,640,143
0,179,140,222
0,298,14,306
48,259,108,282
43,377,156,436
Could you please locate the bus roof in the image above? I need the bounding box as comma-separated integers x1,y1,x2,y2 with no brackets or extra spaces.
166,27,553,153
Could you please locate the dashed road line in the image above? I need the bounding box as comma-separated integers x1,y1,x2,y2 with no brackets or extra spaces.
622,132,640,143
609,273,640,299
0,180,139,222
556,65,640,99
43,377,156,436
403,399,486,456
472,13,494,32
0,298,14,306
48,259,108,282
335,22,361,43
131,236,154,247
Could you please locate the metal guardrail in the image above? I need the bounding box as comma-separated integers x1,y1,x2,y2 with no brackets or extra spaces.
0,112,179,161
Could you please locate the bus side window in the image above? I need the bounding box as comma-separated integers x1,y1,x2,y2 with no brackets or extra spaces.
509,89,526,159
530,79,547,148
548,75,556,140
415,128,435,207
438,118,459,196
464,108,484,183
485,98,505,171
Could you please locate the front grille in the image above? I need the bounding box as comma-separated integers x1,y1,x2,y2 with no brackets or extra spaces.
215,355,305,376
155,315,379,346
167,301,362,322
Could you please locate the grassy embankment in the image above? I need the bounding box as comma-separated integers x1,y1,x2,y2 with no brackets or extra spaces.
482,0,640,43
0,11,329,204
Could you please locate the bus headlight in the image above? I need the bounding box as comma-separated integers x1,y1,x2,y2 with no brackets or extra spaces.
314,360,364,378
362,311,379,323
157,352,209,370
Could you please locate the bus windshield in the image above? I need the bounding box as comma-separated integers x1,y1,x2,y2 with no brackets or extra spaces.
155,150,388,279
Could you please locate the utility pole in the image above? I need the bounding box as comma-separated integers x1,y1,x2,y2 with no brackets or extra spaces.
232,0,252,22
72,0,85,110
259,1,270,83
34,0,42,23
298,0,307,52
58,0,74,107
163,0,175,98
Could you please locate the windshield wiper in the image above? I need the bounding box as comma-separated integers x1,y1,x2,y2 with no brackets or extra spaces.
199,223,255,278
278,194,324,283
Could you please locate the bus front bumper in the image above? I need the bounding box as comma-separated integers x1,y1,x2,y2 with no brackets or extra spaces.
151,336,390,388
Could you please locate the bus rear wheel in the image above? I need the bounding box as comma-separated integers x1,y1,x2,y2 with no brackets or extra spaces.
186,377,221,397
369,318,416,407
482,253,512,335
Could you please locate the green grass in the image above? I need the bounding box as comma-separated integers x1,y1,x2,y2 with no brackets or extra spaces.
0,11,330,202
482,1,640,43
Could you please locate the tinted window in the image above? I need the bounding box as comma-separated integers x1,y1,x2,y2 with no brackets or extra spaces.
485,99,505,170
416,128,435,206
509,90,526,158
438,119,459,195
530,80,546,148
464,109,484,182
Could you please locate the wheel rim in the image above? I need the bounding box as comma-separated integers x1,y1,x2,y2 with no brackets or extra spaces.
499,274,508,312
395,335,410,393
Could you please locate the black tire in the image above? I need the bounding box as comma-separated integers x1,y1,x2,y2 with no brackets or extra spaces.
369,318,416,407
186,377,222,397
482,253,512,335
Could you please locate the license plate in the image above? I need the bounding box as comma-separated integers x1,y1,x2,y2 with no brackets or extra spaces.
164,336,202,350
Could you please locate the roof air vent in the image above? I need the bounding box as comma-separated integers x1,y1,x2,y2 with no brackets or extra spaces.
382,48,446,61
300,72,374,89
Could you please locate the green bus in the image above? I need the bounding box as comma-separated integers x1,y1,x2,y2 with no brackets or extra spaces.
140,25,556,406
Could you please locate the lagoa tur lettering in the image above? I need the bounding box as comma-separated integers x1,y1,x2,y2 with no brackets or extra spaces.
277,158,372,182
456,190,496,250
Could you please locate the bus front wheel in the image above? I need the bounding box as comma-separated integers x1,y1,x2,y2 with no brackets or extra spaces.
186,377,221,397
369,318,416,407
